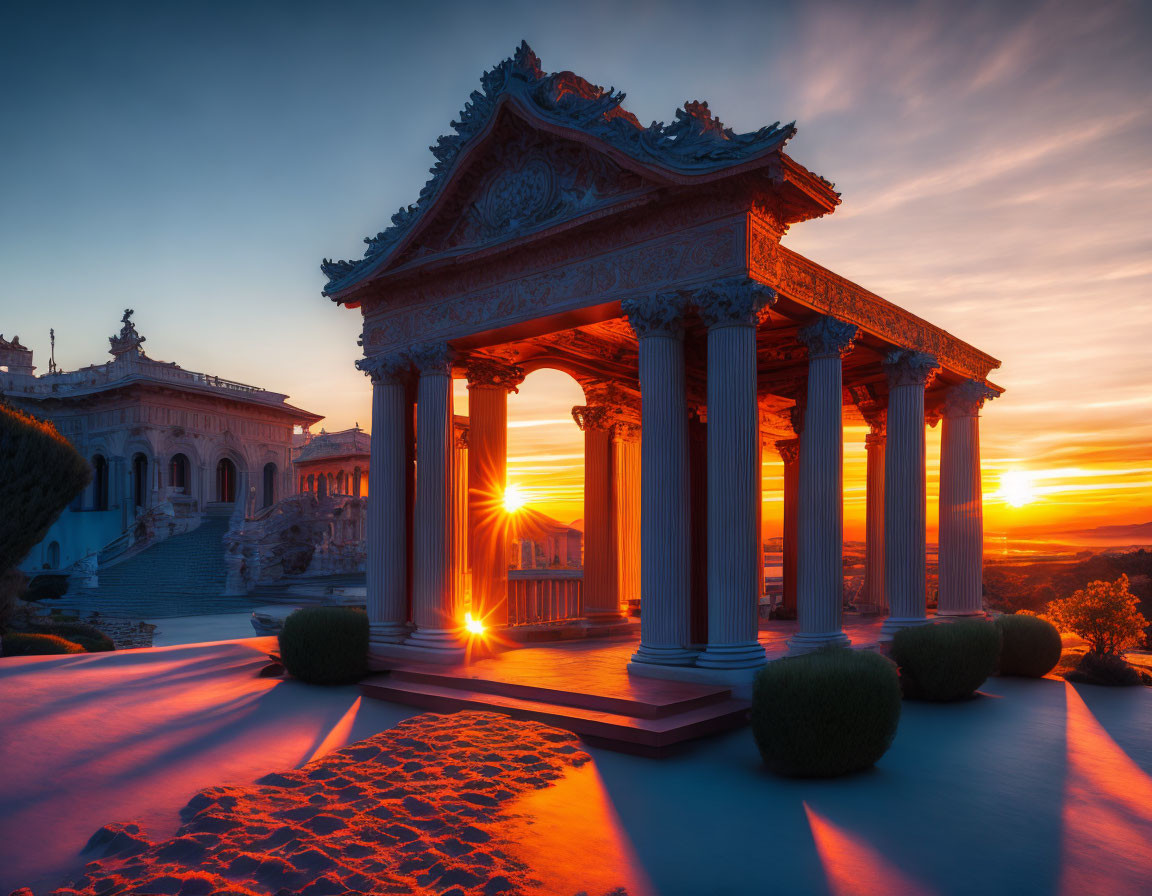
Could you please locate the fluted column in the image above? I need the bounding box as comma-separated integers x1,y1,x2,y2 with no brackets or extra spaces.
775,437,800,618
858,414,887,614
405,342,462,655
574,405,622,619
356,352,412,645
465,359,524,627
624,293,695,666
697,278,775,669
612,424,642,612
880,350,939,639
938,380,997,616
453,421,470,620
789,316,857,653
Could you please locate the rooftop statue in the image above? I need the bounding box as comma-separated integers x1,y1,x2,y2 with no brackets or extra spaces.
108,308,146,356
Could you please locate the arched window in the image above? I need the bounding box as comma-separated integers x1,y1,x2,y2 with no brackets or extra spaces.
336,470,346,494
263,462,276,508
169,453,190,493
307,473,315,493
317,473,328,498
300,474,306,493
132,454,148,508
216,458,237,503
353,467,362,498
92,455,109,511
47,541,61,568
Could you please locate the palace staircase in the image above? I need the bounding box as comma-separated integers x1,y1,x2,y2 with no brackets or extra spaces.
56,505,258,618
361,646,750,756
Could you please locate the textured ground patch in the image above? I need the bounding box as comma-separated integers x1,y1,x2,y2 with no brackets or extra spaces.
23,711,627,896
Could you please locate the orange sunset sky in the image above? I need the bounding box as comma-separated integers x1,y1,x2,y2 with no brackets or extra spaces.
2,1,1149,542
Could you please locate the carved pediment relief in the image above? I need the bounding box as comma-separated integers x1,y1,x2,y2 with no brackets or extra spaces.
393,124,649,264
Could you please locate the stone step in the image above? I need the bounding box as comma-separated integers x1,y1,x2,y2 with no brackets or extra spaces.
360,675,750,756
389,667,730,719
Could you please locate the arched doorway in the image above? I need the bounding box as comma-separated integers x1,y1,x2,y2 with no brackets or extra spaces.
47,541,61,568
169,454,190,494
92,454,109,511
216,458,237,503
263,462,276,507
317,473,328,498
353,467,362,497
336,470,346,495
307,473,315,493
131,454,148,509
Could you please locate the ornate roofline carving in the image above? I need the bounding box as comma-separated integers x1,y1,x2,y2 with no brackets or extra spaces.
322,41,808,298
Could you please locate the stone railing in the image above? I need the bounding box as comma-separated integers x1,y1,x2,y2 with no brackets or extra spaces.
2,358,282,400
507,569,584,626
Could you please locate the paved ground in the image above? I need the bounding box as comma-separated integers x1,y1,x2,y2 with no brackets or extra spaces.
2,638,1150,895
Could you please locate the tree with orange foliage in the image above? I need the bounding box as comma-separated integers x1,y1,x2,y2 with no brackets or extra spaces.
1046,575,1149,656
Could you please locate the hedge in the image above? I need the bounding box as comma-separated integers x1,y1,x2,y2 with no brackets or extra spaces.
2,633,86,657
891,620,1001,701
278,606,369,684
751,648,902,777
995,614,1062,678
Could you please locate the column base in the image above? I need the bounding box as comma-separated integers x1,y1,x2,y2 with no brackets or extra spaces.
628,661,762,700
403,627,466,660
936,609,988,618
787,631,851,655
369,622,411,647
630,643,699,667
879,616,931,640
696,641,767,669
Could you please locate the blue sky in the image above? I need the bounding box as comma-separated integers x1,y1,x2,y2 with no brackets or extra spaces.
2,0,1150,532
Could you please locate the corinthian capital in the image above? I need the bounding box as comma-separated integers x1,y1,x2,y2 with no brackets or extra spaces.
356,351,409,385
775,437,800,465
944,379,998,417
465,357,525,392
571,405,612,431
798,315,857,359
695,277,776,329
622,292,687,339
883,350,939,389
409,342,455,375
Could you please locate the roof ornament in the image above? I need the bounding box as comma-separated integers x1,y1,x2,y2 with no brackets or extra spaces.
321,41,800,295
109,308,146,357
49,327,57,373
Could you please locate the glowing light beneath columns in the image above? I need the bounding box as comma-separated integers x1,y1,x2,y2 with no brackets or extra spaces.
1000,470,1036,507
464,612,485,635
503,483,528,513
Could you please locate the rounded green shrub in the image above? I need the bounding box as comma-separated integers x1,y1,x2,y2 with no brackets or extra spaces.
751,648,902,778
2,633,85,657
31,621,115,652
23,574,70,602
995,614,1062,678
1066,652,1145,687
891,620,1001,701
278,607,369,685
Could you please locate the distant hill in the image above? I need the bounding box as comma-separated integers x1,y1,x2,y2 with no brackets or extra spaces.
1058,521,1152,543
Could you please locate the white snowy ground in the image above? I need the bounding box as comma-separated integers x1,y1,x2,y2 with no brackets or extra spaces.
1,639,1151,896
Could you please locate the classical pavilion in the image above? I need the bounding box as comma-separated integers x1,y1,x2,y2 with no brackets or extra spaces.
321,43,1002,689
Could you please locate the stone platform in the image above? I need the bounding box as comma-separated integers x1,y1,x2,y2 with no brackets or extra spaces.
361,616,888,755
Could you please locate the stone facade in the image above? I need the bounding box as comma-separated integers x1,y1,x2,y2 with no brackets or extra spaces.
2,311,322,572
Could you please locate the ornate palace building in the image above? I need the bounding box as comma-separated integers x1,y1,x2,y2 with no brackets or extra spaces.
294,426,372,498
322,44,1003,690
2,311,321,573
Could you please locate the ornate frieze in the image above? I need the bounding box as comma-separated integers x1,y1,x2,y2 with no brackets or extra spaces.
623,292,688,339
775,438,800,465
322,41,799,296
361,217,743,352
409,342,455,376
356,351,410,385
883,350,939,390
944,379,999,417
694,277,777,329
797,315,857,359
748,217,1000,381
465,357,525,392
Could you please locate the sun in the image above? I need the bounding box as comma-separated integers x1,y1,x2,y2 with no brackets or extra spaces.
1000,470,1036,507
503,483,528,513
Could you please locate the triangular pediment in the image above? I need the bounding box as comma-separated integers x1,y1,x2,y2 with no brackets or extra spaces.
321,41,807,300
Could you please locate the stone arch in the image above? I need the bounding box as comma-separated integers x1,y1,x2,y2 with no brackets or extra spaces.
91,454,109,511
263,462,277,507
216,457,238,503
169,453,191,494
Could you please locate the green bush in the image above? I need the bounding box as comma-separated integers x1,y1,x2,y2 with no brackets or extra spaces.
2,632,85,657
0,405,91,575
751,648,902,778
1066,652,1146,687
278,607,369,685
30,621,114,652
891,620,1001,701
995,614,1062,678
